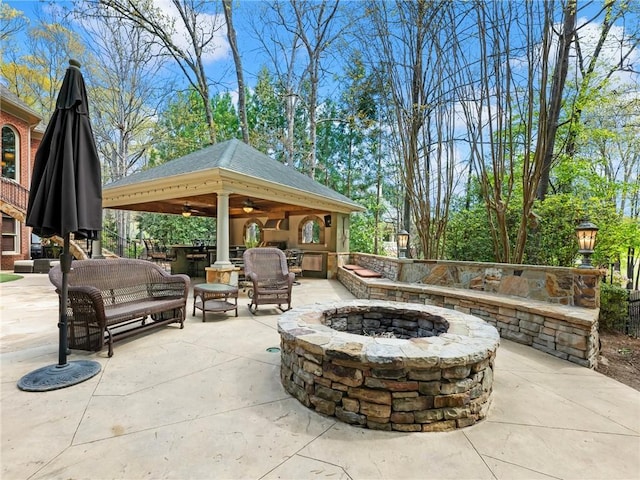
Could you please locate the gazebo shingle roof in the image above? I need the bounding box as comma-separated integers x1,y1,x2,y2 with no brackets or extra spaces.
105,139,362,210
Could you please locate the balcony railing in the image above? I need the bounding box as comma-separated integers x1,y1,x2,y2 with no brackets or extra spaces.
0,177,29,214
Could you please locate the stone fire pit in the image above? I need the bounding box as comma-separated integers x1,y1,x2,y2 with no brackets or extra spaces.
278,300,500,432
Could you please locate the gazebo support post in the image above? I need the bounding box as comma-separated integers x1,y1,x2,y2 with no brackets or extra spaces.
205,191,238,285
214,192,232,267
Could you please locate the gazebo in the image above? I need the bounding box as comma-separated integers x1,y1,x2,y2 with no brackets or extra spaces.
102,139,364,278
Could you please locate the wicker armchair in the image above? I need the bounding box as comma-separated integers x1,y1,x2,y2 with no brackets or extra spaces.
243,247,294,312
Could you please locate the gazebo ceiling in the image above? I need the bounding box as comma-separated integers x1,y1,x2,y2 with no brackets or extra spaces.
103,139,364,218
121,193,323,219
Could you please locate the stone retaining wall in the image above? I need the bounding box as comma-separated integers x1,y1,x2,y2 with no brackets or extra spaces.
337,255,601,368
278,300,500,432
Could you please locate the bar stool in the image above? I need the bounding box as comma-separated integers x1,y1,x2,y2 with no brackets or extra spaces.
288,251,304,285
186,245,207,278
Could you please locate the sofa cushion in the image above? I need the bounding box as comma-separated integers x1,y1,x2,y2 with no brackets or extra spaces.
104,298,185,326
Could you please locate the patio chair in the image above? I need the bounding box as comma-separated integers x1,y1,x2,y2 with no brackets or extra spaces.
144,238,167,263
243,247,294,312
287,250,304,285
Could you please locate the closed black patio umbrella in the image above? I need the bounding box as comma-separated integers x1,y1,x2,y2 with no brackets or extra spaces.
18,59,102,391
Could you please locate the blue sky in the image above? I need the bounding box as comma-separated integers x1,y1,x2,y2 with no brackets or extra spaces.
7,1,638,101
5,0,274,96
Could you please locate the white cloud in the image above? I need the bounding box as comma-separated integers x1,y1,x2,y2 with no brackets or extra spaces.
153,0,230,64
574,18,639,86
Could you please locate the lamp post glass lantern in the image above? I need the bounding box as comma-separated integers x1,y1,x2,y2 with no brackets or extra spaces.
397,229,409,258
575,219,598,268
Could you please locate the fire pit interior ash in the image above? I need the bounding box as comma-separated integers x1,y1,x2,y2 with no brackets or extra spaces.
278,300,500,432
323,305,450,339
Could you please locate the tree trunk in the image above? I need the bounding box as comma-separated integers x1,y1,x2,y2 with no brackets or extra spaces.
222,0,249,144
536,0,576,201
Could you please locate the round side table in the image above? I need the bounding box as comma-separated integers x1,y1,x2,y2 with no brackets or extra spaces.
193,283,239,321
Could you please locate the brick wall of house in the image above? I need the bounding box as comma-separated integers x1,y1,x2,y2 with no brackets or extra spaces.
1,108,40,271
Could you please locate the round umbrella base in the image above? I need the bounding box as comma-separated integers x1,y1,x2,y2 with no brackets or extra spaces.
17,360,101,392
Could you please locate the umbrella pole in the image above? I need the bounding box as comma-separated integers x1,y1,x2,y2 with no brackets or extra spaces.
58,233,72,366
17,234,101,391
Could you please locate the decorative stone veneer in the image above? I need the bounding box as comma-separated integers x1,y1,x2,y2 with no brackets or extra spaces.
346,254,601,308
278,300,500,432
337,260,601,368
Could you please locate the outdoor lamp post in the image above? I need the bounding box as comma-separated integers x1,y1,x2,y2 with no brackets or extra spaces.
575,219,598,268
397,229,409,258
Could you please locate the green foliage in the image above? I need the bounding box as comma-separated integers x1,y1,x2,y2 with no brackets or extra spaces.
211,92,240,141
599,282,630,332
138,213,216,246
530,194,638,268
444,189,640,269
1,17,85,119
444,204,495,262
246,68,286,161
151,88,212,163
349,212,376,254
598,216,640,268
550,154,592,195
245,68,311,169
150,88,241,166
525,194,583,266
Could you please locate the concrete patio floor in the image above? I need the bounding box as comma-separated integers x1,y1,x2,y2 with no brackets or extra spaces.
1,273,639,480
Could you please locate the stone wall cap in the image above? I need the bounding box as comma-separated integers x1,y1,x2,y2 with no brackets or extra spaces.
279,300,500,367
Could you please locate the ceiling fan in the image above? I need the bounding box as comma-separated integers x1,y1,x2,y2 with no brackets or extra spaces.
182,203,209,217
242,199,259,214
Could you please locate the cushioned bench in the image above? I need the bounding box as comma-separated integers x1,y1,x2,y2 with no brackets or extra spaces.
49,258,190,357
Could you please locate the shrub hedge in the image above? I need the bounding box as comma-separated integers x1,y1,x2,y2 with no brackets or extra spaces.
599,282,629,332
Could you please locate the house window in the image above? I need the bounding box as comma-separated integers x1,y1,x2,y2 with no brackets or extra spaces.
2,213,19,253
1,126,18,181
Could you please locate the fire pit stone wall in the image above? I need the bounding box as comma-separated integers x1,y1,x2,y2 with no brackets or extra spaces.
278,300,500,432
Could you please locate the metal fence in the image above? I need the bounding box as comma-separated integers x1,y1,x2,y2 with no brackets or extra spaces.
101,228,142,259
629,290,640,338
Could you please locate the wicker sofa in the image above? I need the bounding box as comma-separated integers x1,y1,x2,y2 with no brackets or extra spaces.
49,259,190,357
